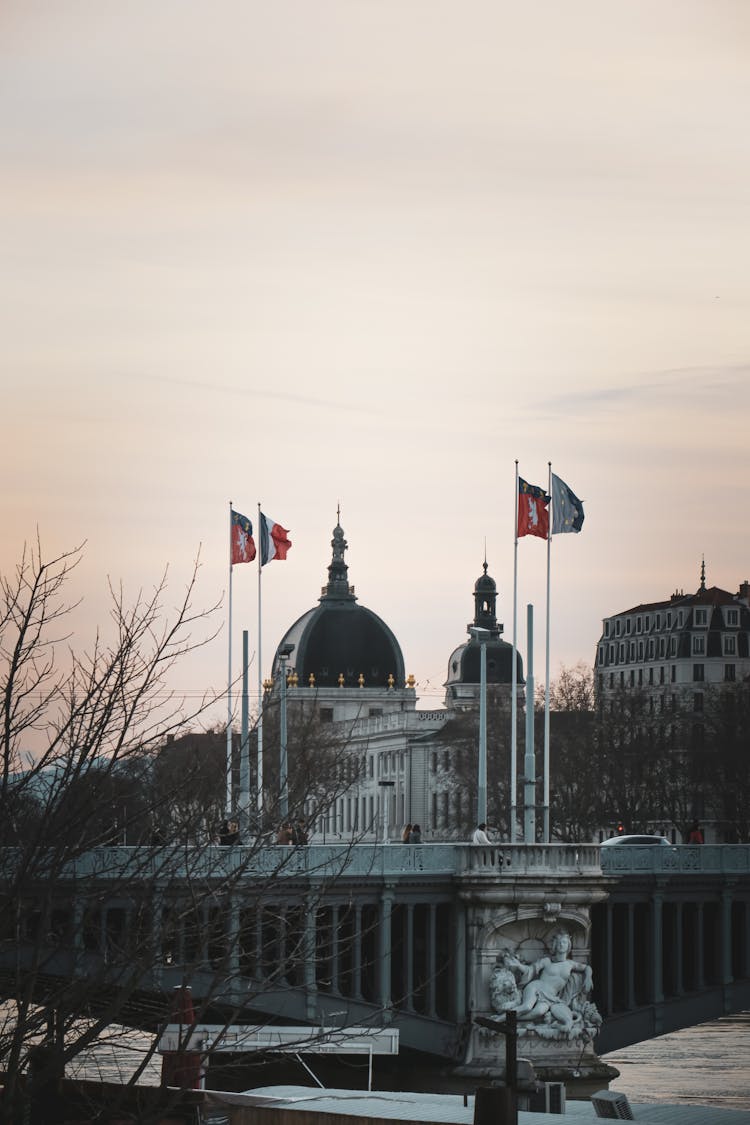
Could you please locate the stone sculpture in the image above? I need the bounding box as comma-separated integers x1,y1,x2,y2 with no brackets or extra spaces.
489,928,602,1041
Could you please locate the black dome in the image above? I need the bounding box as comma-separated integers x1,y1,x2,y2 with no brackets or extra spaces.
273,519,405,689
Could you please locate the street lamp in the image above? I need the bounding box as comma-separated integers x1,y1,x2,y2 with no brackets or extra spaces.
378,780,395,843
470,626,490,825
278,643,295,820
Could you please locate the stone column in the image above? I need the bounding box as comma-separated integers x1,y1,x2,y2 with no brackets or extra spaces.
720,887,734,988
626,903,636,1009
353,904,363,1000
405,904,415,1012
379,885,394,1018
650,891,664,1005
427,903,437,1017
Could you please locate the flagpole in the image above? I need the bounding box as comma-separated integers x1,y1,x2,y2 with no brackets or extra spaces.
256,501,264,821
511,460,519,844
544,462,552,844
227,501,234,818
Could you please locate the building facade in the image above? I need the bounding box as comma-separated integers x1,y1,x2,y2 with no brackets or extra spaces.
595,564,750,711
267,517,523,841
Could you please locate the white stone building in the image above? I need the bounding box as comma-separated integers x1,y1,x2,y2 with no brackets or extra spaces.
268,517,523,841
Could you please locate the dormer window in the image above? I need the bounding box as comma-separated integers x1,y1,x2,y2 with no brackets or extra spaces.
694,609,708,627
726,608,739,627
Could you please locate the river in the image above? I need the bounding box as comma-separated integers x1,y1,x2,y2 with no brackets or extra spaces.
65,1012,750,1110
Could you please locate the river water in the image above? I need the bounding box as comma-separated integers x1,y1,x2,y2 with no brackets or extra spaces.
603,1011,750,1112
66,1012,750,1110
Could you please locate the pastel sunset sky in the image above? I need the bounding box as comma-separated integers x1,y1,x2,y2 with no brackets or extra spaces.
2,1,748,727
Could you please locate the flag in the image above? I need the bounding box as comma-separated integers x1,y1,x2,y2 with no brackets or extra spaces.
230,510,256,564
518,478,550,539
260,513,292,565
550,473,584,534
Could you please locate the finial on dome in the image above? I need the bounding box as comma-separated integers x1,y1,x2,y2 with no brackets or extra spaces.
700,556,706,591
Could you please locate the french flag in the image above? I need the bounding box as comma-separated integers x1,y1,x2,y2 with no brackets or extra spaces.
260,513,292,565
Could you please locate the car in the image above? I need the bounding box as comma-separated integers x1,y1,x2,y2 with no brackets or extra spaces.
601,834,672,846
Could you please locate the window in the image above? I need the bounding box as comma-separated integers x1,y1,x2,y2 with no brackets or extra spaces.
726,608,739,627
636,616,642,633
609,672,614,688
598,646,605,665
648,639,655,659
649,668,654,685
605,621,610,637
724,635,737,656
656,613,661,629
619,643,625,662
609,644,615,662
658,638,665,658
626,618,632,634
645,615,650,630
669,636,677,655
615,620,621,636
694,608,708,626
598,674,604,692
620,671,624,686
638,641,644,660
725,664,736,682
671,665,676,683
629,642,636,661
693,664,704,682
629,670,635,686
638,669,643,685
659,666,665,684
693,635,705,655
693,692,704,713
667,611,672,627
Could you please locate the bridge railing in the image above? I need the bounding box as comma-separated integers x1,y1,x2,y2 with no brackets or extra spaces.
599,843,750,874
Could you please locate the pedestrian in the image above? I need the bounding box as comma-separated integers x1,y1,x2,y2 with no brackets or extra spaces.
401,823,412,843
292,819,309,845
687,821,704,844
219,819,239,846
472,822,491,845
277,822,294,845
408,823,422,843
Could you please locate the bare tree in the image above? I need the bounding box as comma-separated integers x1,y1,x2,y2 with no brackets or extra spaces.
0,539,368,1123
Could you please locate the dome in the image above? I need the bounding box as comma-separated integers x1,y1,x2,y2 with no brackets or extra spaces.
272,519,405,689
444,560,524,688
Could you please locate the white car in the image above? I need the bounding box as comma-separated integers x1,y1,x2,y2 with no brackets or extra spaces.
601,834,672,846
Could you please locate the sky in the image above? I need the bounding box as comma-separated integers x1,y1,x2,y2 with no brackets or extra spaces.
2,0,749,728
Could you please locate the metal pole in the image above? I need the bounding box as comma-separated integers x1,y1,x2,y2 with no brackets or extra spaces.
239,630,250,836
511,461,519,843
478,634,487,825
524,603,536,843
544,461,552,843
280,653,289,820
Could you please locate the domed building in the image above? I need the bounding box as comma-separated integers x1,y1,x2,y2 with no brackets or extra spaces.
445,561,524,711
266,517,523,840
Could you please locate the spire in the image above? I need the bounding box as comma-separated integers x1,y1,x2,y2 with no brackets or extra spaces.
469,559,502,637
700,556,706,591
321,510,356,603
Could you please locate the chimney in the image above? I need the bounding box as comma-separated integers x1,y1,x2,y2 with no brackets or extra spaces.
738,581,750,606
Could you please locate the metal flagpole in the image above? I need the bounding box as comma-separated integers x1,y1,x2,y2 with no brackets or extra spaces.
544,462,552,844
226,501,234,817
256,501,264,820
511,461,519,844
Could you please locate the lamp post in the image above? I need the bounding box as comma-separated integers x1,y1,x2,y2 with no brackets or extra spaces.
278,643,295,820
378,780,395,843
470,626,490,825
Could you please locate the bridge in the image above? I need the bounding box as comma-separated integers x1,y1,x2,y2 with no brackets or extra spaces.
4,843,750,1083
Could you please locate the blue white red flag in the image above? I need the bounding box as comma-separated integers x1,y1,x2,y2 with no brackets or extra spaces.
518,478,550,539
230,510,256,564
260,513,292,565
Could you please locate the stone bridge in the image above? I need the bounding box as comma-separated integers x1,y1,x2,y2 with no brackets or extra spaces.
3,843,749,1079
